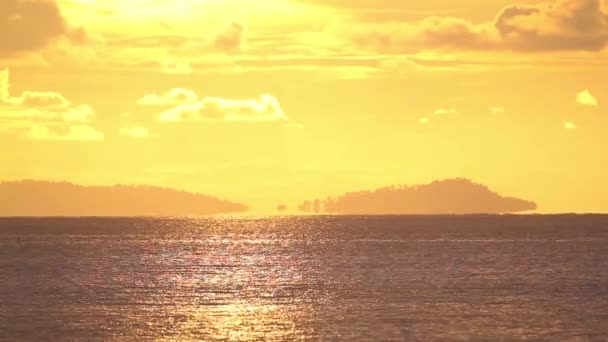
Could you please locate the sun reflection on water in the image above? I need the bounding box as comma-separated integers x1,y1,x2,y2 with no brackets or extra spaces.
145,218,319,341
159,302,310,341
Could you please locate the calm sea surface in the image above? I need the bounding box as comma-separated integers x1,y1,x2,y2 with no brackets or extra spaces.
1,216,608,341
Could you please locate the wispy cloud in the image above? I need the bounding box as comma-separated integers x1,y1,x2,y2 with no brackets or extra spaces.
137,88,198,106
119,126,150,139
160,60,194,75
434,108,458,115
419,107,458,124
25,124,104,141
139,88,287,123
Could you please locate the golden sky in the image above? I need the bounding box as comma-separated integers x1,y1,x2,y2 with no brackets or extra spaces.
1,0,607,212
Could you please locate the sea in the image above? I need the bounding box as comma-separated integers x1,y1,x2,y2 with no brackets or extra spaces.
1,215,607,341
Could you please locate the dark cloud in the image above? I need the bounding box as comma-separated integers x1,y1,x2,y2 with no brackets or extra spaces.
107,35,190,49
346,0,608,52
0,0,85,57
495,0,608,51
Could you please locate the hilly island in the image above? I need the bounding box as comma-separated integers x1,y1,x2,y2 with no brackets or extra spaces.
0,179,535,216
298,179,536,215
0,180,247,216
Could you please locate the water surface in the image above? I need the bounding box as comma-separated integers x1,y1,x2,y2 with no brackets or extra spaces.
1,215,607,341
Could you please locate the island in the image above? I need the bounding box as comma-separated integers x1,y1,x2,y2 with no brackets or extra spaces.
0,180,248,216
298,178,537,215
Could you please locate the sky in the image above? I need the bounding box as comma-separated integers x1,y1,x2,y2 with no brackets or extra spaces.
1,0,607,213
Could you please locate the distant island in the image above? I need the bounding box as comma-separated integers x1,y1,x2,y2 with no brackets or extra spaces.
0,180,247,216
298,179,537,215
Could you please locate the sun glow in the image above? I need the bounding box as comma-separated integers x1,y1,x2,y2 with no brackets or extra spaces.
1,0,608,213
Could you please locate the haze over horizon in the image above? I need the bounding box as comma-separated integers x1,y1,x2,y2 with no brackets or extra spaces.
1,0,607,213
0,178,538,216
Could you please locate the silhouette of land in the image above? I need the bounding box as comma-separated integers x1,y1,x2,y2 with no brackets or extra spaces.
298,179,537,215
0,180,247,216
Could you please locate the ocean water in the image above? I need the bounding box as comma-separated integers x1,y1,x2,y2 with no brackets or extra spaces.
1,215,607,341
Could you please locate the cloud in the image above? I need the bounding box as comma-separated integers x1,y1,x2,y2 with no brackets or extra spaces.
137,88,199,106
119,126,150,139
285,123,305,128
576,89,599,106
348,17,498,53
564,121,578,129
418,117,430,124
160,60,194,75
495,0,608,51
0,69,102,141
0,104,93,123
5,91,71,108
160,95,286,122
434,108,458,115
343,0,608,52
214,22,246,53
105,21,247,62
139,88,287,123
418,108,457,124
0,0,86,57
61,105,95,122
25,124,104,141
107,35,189,49
0,69,93,122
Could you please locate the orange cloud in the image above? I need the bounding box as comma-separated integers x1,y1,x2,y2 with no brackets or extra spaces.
495,0,608,51
343,0,608,52
0,0,85,57
349,17,498,52
214,22,247,53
